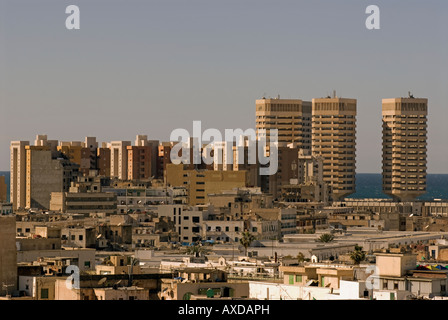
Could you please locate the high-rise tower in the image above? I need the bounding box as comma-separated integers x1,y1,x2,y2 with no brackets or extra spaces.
382,95,428,201
311,94,357,200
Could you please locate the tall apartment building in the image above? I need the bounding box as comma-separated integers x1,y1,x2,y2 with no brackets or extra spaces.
97,142,111,176
135,135,159,178
34,134,58,152
267,143,301,199
255,97,312,150
58,142,91,176
157,142,174,179
110,141,131,180
84,137,99,174
312,95,357,200
10,140,30,210
25,146,79,210
127,146,152,180
281,149,330,204
382,95,428,201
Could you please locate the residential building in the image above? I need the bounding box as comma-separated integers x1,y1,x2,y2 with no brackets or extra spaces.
25,146,79,210
110,140,131,180
165,164,247,206
50,191,117,215
10,140,30,210
382,95,428,201
255,96,311,149
312,94,357,200
97,143,111,176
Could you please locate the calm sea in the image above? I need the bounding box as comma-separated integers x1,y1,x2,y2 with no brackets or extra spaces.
348,173,448,201
0,171,447,202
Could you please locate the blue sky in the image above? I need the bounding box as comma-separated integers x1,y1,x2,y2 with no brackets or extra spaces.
0,0,447,173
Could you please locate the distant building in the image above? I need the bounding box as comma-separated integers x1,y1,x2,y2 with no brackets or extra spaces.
25,146,79,210
110,140,131,180
97,143,111,176
312,95,357,200
10,140,30,210
165,164,247,206
382,95,428,202
255,97,312,149
127,146,152,180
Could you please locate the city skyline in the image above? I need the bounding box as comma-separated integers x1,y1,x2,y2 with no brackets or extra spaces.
1,0,447,174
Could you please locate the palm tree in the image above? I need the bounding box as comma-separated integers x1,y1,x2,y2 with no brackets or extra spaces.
318,233,335,243
127,257,140,286
239,231,256,256
185,244,210,257
350,245,366,265
297,252,305,264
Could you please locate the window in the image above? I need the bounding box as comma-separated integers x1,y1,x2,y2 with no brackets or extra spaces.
85,261,91,268
296,275,302,283
183,216,189,220
71,235,76,241
79,235,83,241
289,275,294,285
192,217,200,223
41,288,49,299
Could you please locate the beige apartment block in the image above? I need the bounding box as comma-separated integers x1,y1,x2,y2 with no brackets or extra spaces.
312,95,357,200
165,164,247,206
382,96,428,202
10,140,29,210
110,141,131,180
25,146,78,210
256,97,312,150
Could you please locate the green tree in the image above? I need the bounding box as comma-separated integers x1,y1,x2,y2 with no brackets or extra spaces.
239,231,256,256
318,233,335,243
350,245,366,265
185,244,210,257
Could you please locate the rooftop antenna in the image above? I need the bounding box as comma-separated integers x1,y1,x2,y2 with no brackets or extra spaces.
408,91,414,98
333,90,337,98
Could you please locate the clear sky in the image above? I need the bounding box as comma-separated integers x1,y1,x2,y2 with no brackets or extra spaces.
0,0,447,173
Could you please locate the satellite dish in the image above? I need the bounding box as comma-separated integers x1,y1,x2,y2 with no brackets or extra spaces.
98,277,107,285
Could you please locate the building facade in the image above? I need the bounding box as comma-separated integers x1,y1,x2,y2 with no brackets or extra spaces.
382,96,428,202
312,95,357,200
